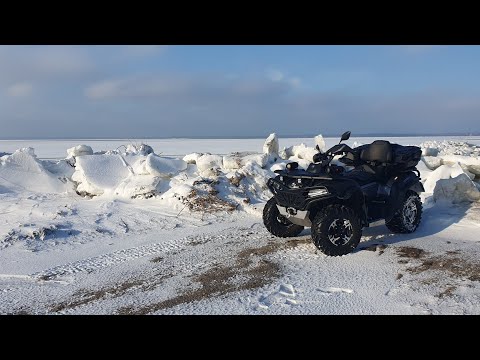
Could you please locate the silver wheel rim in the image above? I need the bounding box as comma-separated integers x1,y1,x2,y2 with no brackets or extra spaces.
276,214,290,225
403,196,418,231
327,219,353,246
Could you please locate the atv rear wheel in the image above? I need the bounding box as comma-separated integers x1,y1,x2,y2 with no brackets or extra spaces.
311,205,362,256
263,197,304,238
386,190,422,234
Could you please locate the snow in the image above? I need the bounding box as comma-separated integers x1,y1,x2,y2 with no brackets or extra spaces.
145,154,187,178
421,156,442,171
433,173,480,204
72,154,133,196
0,148,70,194
263,133,279,159
423,164,467,194
195,154,224,177
0,135,480,315
66,145,93,159
314,134,326,153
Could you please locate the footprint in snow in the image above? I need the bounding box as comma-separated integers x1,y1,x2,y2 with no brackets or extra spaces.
257,283,298,310
278,284,296,297
317,287,353,295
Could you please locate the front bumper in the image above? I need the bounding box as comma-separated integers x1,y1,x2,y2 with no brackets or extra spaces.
267,178,309,209
277,206,312,227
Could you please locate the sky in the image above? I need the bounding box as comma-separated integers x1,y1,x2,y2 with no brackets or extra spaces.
1,45,480,139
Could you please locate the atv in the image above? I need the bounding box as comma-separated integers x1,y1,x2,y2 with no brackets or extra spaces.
263,131,424,256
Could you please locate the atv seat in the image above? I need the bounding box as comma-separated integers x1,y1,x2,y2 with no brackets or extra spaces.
342,167,378,186
344,140,393,185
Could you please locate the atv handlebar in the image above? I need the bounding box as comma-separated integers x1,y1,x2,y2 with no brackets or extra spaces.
313,143,354,165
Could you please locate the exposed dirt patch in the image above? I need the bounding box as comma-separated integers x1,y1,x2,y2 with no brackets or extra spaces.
396,273,403,280
395,246,480,293
150,256,163,263
363,245,377,252
50,279,145,312
117,237,310,315
396,246,429,259
407,254,480,282
181,180,237,213
363,244,387,254
50,273,173,313
229,174,245,187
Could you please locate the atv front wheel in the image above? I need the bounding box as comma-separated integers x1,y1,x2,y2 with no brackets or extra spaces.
386,190,422,234
311,205,362,256
263,197,304,238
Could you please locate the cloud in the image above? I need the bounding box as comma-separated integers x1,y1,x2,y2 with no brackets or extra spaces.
3,83,480,138
289,77,301,88
85,74,295,100
78,73,480,138
84,80,123,99
7,82,32,97
0,45,477,138
266,69,284,81
266,69,301,89
0,46,95,85
85,75,193,99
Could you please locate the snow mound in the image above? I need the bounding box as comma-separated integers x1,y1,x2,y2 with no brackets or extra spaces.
422,156,442,170
420,140,480,157
124,143,154,156
314,134,326,153
423,163,467,194
72,152,187,198
72,154,133,196
223,152,268,170
0,148,69,194
440,155,480,176
263,133,279,160
183,153,204,164
145,154,187,178
67,145,93,159
195,154,223,177
2,135,478,217
281,143,317,162
419,140,480,182
433,173,480,204
114,175,161,199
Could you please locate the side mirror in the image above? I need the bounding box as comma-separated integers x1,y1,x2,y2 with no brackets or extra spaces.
340,131,351,142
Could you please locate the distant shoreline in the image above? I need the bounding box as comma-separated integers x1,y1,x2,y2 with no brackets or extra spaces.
1,134,479,141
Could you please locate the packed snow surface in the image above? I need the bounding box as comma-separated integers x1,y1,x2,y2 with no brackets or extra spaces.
0,135,479,314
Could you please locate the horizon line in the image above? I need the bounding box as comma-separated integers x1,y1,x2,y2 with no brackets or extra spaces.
1,132,480,141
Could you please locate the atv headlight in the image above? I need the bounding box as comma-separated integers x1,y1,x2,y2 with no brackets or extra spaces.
308,187,329,198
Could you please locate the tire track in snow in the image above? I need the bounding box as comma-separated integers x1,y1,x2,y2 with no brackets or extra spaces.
31,226,258,280
32,237,188,279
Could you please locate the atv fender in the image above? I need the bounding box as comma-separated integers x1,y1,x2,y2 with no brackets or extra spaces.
306,180,368,226
385,172,424,222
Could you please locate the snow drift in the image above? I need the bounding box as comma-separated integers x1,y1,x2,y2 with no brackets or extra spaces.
417,140,480,205
0,148,70,194
1,137,479,216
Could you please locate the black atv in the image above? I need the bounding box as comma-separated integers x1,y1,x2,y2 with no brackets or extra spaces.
263,131,424,256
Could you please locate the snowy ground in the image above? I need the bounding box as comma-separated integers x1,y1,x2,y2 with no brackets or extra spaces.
1,136,480,314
